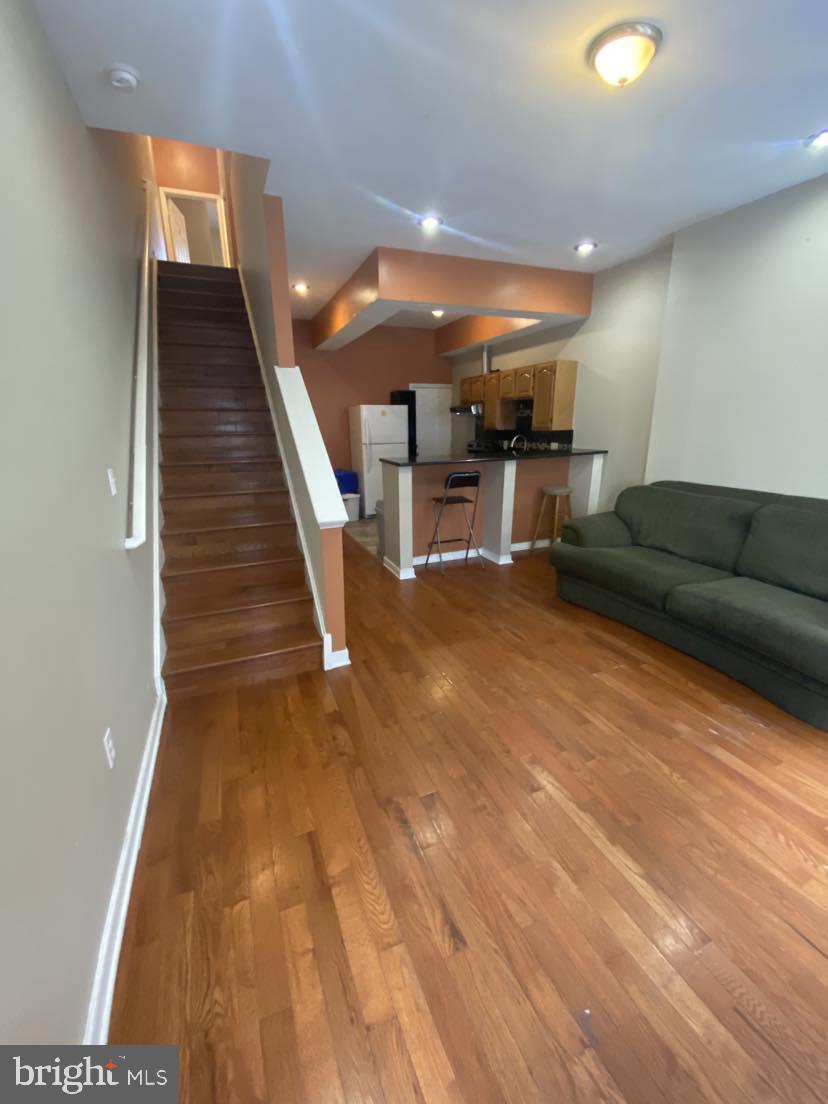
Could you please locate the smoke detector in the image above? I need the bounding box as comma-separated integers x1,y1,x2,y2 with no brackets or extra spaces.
107,64,140,91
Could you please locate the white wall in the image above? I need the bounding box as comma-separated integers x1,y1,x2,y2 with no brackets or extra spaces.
451,245,673,508
0,0,157,1042
646,176,828,495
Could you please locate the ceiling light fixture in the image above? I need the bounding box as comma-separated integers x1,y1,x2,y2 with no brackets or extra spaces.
107,64,140,91
291,282,310,294
431,309,445,318
588,22,662,87
573,240,598,257
418,215,443,232
807,129,828,149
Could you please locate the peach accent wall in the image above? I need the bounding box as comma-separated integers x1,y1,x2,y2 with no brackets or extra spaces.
295,320,452,469
512,458,571,543
263,195,295,365
378,247,593,317
321,527,347,650
311,250,380,348
435,315,539,355
151,137,220,193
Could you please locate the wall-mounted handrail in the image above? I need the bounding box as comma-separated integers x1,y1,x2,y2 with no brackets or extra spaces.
124,182,153,550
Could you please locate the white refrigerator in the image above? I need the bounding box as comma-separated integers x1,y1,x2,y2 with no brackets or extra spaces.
349,405,409,517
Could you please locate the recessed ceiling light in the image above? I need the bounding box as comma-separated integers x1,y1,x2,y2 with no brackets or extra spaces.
431,309,445,318
588,22,662,87
418,215,443,232
574,240,598,257
107,64,140,91
807,129,828,149
291,282,310,294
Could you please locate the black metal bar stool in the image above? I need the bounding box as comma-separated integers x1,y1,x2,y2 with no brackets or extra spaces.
425,471,484,573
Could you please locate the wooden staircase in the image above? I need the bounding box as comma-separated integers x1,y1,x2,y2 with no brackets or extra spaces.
158,260,321,696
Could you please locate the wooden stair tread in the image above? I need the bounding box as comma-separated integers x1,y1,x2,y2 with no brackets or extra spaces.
162,550,304,578
162,488,289,502
163,623,320,675
164,582,311,622
163,508,291,533
161,457,281,468
157,261,240,282
163,514,294,535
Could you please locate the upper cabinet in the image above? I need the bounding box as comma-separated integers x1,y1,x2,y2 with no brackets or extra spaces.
461,361,577,431
499,369,516,399
483,372,504,428
459,374,485,404
515,366,534,398
531,360,577,430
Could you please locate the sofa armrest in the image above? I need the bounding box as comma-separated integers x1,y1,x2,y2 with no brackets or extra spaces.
561,512,632,548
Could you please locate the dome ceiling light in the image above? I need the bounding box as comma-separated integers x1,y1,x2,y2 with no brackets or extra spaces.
588,22,662,87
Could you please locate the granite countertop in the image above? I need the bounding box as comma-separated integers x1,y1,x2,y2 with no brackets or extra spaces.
379,448,608,467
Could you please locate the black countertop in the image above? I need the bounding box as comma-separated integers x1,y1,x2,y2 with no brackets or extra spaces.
379,448,607,468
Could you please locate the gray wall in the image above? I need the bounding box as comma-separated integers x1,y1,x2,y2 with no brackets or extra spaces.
451,246,673,509
646,175,828,496
0,0,157,1042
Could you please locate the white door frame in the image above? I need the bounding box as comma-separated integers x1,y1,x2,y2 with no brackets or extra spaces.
158,186,231,266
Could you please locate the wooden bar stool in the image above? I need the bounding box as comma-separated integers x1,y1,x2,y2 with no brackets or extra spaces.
530,485,572,551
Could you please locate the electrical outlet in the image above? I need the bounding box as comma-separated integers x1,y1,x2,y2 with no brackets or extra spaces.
107,468,118,496
103,728,116,769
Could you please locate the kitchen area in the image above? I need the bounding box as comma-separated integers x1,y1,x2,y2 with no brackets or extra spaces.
348,358,606,577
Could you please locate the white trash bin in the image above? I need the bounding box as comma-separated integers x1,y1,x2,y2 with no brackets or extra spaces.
342,493,360,522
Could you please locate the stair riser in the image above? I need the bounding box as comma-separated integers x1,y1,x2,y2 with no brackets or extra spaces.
157,261,240,282
159,366,262,389
160,385,268,411
165,644,320,698
163,559,306,604
163,525,299,563
161,467,284,495
162,490,290,516
158,345,259,368
161,410,273,436
164,600,314,647
162,436,279,462
163,506,293,533
159,325,254,348
159,307,249,328
158,290,245,310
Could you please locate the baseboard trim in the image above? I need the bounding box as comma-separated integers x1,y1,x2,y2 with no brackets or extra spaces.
510,539,551,551
480,548,513,565
383,556,416,580
413,548,481,566
323,633,351,670
83,687,167,1044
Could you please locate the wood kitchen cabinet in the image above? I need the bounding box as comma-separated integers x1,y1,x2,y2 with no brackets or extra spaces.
531,360,577,430
514,366,534,398
499,369,516,398
483,372,504,428
459,374,485,404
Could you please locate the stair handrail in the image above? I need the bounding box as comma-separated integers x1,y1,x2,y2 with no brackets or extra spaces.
124,181,153,550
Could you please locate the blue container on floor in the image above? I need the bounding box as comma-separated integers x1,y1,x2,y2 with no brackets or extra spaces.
334,469,359,495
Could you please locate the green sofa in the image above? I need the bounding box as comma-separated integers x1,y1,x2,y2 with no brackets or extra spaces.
548,481,828,730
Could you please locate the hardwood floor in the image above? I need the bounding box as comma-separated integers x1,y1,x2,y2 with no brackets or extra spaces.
111,539,828,1103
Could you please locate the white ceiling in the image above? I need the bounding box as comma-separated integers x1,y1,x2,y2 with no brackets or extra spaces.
35,0,828,320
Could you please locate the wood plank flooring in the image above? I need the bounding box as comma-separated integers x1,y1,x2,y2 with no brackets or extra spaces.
110,538,828,1103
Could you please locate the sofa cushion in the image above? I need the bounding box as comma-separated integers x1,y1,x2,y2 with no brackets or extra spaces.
737,505,828,602
614,486,758,571
549,544,730,611
667,576,828,684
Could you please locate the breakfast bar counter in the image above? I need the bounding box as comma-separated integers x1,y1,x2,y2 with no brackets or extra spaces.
380,448,607,578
